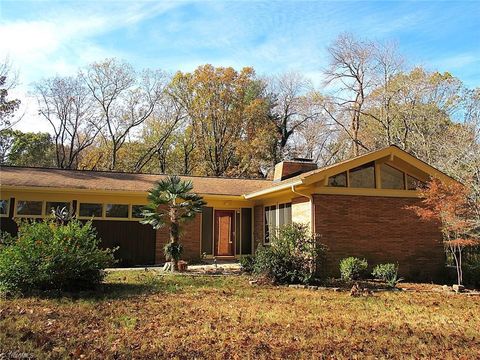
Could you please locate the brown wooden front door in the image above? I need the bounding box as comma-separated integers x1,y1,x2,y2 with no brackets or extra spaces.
214,210,235,256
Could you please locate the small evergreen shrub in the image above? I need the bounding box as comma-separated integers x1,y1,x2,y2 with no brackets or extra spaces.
463,247,480,288
372,263,402,287
0,219,116,293
253,223,327,284
239,255,255,273
339,257,368,281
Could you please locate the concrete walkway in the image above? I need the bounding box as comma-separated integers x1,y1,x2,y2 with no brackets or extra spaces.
106,260,241,273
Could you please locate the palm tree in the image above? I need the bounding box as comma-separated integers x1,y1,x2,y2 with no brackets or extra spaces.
141,175,206,271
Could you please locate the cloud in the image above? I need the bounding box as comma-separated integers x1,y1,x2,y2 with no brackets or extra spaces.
1,1,187,132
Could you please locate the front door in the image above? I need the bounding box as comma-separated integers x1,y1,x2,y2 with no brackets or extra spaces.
214,210,235,256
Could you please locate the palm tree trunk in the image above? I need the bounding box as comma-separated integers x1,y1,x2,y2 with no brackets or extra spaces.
170,206,180,272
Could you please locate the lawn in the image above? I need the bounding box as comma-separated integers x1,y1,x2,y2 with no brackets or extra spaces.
0,271,479,359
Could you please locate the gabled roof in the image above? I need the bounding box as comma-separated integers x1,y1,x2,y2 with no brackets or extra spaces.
0,166,272,197
244,145,458,199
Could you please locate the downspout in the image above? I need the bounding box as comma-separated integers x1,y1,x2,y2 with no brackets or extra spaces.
291,184,315,234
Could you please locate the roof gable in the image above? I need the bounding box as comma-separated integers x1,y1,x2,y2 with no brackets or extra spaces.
245,145,458,199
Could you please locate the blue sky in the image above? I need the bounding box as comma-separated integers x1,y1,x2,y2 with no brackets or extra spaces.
1,0,479,131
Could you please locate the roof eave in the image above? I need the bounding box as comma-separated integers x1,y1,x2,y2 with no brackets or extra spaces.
243,179,304,199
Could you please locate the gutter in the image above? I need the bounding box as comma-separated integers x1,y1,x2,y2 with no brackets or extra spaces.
244,179,303,199
291,184,315,234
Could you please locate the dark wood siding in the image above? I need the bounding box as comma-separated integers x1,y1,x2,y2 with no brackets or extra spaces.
201,207,213,255
0,197,17,236
235,211,241,254
90,220,156,267
241,208,252,255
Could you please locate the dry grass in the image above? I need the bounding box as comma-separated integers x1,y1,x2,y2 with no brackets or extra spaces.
1,270,479,359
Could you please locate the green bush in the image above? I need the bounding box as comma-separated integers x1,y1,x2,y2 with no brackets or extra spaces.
253,223,327,284
463,247,480,288
339,257,368,281
0,219,116,293
239,255,255,273
372,263,402,287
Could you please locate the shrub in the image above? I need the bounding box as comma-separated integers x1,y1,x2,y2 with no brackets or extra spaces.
0,219,116,293
339,257,368,281
372,263,402,287
239,255,255,273
253,223,327,284
463,247,480,288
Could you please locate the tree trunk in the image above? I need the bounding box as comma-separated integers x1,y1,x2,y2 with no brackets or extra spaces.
169,207,180,272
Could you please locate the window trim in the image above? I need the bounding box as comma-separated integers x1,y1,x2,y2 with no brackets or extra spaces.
14,199,46,218
326,161,427,192
379,163,406,190
76,203,147,221
0,198,10,218
105,203,130,219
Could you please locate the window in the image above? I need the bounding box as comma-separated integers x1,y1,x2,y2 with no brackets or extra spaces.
264,203,292,244
105,204,129,218
16,200,43,216
0,199,9,216
406,175,426,190
278,203,292,227
131,205,144,218
46,202,70,215
264,205,276,244
380,164,405,190
349,162,375,188
328,172,347,187
79,203,103,217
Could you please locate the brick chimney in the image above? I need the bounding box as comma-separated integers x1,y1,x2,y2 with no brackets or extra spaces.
273,158,317,182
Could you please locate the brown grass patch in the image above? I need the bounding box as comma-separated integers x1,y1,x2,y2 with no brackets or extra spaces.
1,270,479,359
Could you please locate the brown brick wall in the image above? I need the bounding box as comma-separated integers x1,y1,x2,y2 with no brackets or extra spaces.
313,194,444,281
155,214,202,263
253,205,264,251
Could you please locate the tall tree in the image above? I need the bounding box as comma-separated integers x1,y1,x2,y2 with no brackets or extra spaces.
0,59,21,131
82,59,167,170
170,65,268,176
0,129,55,167
34,75,100,169
265,72,320,164
323,33,377,156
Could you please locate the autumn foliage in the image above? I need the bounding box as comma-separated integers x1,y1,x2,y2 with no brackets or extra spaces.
409,179,479,285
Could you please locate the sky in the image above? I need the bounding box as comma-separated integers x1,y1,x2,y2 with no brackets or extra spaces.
1,0,479,132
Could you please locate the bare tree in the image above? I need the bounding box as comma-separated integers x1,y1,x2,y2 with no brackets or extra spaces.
82,59,167,170
132,94,185,173
266,71,321,163
34,75,100,169
323,33,379,156
0,58,21,131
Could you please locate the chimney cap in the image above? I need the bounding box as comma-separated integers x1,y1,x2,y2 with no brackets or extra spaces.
291,157,314,163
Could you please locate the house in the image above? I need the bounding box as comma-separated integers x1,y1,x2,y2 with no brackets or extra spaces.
0,145,455,280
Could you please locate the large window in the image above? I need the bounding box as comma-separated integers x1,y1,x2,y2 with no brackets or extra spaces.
264,202,292,244
46,201,70,215
349,162,375,188
380,164,405,190
105,204,129,218
0,199,9,216
79,203,103,217
328,172,347,187
16,200,43,216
